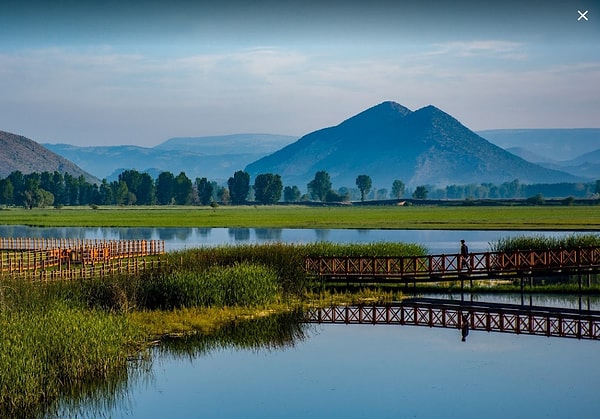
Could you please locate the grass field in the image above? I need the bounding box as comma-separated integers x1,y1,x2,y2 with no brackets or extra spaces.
0,204,599,230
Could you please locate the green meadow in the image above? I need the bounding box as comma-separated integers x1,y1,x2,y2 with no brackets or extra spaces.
0,204,599,229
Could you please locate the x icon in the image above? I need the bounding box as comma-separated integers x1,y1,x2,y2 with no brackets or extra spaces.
578,10,588,21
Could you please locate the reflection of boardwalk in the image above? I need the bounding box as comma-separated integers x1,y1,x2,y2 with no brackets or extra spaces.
306,299,600,340
305,247,600,284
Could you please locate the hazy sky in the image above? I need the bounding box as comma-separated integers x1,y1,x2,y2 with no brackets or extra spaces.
0,0,598,146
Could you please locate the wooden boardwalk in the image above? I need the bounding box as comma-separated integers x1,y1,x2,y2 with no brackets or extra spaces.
305,246,600,285
306,299,600,341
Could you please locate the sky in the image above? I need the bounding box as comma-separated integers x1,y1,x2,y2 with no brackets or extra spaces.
0,0,598,147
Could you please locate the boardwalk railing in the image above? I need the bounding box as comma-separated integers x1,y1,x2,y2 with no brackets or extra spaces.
3,259,164,281
307,299,600,340
0,237,165,276
305,246,600,283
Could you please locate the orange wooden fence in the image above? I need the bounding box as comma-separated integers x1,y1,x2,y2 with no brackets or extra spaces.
0,237,165,277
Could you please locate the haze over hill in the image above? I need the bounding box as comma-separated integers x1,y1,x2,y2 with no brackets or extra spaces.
246,102,583,189
44,134,296,181
477,129,600,162
0,130,97,181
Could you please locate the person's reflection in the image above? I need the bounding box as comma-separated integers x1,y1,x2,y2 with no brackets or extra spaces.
461,313,469,342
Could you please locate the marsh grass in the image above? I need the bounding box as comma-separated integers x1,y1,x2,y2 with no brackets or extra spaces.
0,279,141,417
490,233,600,252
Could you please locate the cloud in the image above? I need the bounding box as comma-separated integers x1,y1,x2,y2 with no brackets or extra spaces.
0,41,598,146
428,40,527,59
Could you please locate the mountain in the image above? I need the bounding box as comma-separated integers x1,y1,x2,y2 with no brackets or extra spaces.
155,134,296,155
540,148,600,179
0,130,97,181
504,145,600,179
245,102,583,189
45,134,296,181
505,147,556,164
477,129,600,162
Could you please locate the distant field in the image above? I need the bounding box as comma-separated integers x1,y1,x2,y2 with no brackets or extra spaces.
0,205,598,230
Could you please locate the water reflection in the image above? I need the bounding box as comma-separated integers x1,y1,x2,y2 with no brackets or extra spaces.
461,314,469,342
308,295,600,342
157,309,308,358
49,310,308,418
0,225,578,253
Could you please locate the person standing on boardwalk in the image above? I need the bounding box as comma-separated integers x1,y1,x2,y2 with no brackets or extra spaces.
460,239,470,271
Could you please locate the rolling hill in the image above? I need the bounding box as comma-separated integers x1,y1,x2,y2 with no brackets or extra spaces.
0,130,97,181
245,102,583,189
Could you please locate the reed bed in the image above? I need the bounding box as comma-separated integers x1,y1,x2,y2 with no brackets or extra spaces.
490,233,600,252
0,279,141,417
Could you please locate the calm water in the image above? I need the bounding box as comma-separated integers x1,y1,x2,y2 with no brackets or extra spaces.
0,225,578,254
105,314,600,419
48,294,600,419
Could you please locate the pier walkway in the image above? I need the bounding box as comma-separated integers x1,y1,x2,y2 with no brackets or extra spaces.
304,246,600,285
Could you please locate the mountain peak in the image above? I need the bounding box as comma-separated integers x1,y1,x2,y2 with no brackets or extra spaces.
339,101,412,129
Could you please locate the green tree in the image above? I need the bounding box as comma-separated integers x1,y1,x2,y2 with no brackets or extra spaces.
254,173,283,205
228,170,250,205
217,186,230,205
63,173,80,206
283,185,301,202
174,172,192,205
412,185,428,199
596,180,600,195
307,171,331,201
114,181,132,205
325,189,343,202
391,180,405,199
156,171,175,205
0,178,14,205
99,179,114,205
526,193,545,205
355,174,372,201
118,170,156,205
196,177,214,205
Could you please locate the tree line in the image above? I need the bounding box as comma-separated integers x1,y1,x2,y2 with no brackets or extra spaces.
0,169,598,208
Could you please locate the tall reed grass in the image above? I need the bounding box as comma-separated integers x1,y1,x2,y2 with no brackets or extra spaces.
490,233,600,252
0,279,140,417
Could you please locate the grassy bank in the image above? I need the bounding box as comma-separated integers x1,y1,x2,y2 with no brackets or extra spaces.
0,205,599,230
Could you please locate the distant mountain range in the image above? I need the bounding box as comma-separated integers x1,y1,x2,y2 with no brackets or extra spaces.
3,104,598,189
483,130,600,179
477,129,600,162
246,102,584,189
0,130,97,181
44,134,296,181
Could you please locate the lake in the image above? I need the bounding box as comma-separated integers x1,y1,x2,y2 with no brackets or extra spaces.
0,225,579,254
66,297,600,419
